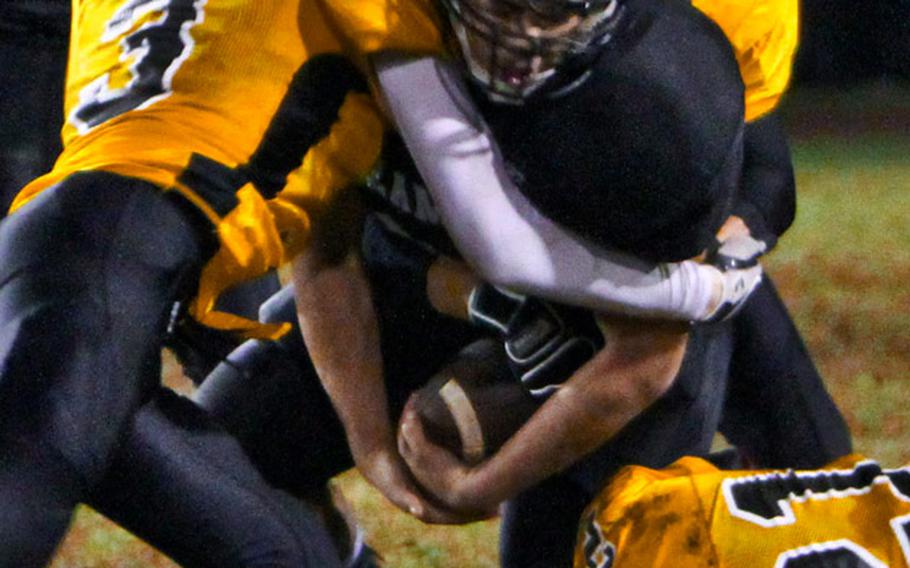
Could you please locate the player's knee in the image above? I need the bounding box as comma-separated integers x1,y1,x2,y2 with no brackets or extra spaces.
192,339,274,414
0,291,138,494
257,285,309,357
258,285,296,324
193,337,303,423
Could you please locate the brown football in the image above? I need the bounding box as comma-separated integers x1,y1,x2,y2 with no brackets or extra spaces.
408,339,540,464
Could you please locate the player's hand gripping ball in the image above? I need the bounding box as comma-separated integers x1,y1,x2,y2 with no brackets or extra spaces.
408,339,540,464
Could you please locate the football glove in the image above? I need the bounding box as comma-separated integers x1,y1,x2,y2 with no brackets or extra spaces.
702,233,766,323
466,283,524,333
468,284,605,399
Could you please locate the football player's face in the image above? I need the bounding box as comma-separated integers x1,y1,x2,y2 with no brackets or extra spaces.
448,0,609,101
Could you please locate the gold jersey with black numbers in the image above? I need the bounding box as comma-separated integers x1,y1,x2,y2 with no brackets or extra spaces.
13,0,443,337
575,455,910,568
693,0,799,122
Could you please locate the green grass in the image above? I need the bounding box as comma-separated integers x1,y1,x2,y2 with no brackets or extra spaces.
765,129,910,468
51,507,177,568
52,86,910,566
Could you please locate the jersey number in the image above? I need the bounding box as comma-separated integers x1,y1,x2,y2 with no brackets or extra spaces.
581,513,615,568
71,0,205,133
723,462,910,568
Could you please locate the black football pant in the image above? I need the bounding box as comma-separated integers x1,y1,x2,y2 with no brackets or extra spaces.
87,217,850,567
78,217,469,564
200,220,850,567
104,218,730,567
721,277,853,468
87,388,345,568
499,321,733,568
0,173,341,567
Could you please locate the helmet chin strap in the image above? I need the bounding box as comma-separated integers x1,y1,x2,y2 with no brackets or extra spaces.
545,68,594,99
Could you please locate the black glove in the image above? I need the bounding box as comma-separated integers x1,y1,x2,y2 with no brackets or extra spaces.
468,284,605,399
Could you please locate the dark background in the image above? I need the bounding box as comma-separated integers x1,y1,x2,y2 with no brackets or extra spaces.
795,0,910,85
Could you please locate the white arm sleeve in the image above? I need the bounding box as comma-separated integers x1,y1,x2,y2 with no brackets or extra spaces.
374,54,723,321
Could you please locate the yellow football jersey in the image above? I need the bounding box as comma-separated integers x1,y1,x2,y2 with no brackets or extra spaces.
11,0,443,336
576,455,910,568
368,0,798,122
693,0,799,122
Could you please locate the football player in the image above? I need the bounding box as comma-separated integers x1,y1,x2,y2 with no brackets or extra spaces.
62,1,770,566
57,1,841,567
355,0,849,561
374,0,850,563
0,0,447,565
0,0,279,332
574,455,910,567
380,0,850,471
0,2,734,567
175,1,842,564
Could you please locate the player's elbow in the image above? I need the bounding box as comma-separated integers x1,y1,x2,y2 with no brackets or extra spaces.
631,369,677,407
463,248,537,293
622,354,681,412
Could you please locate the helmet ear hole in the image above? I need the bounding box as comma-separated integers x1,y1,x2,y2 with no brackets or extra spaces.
438,0,625,103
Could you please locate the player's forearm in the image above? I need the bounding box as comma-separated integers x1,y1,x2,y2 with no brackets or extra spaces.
735,111,796,248
291,251,395,460
374,54,723,322
460,321,688,507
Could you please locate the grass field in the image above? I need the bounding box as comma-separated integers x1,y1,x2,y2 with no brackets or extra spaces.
51,85,910,567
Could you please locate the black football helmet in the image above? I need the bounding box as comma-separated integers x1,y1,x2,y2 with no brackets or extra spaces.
437,0,625,103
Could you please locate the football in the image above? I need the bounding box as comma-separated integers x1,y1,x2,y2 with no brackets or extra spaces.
408,339,540,464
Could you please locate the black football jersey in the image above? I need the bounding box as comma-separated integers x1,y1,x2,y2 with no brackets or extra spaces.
477,0,745,262
360,131,460,257
361,0,745,263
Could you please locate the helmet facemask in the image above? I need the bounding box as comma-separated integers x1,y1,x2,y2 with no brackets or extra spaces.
439,0,623,103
